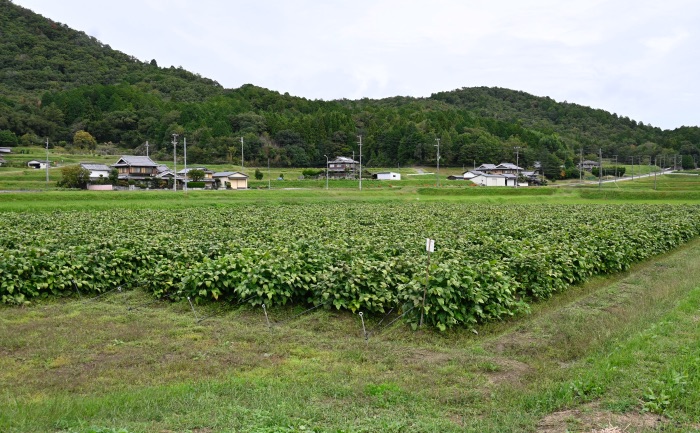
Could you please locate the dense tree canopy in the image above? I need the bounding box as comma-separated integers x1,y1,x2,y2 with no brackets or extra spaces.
57,165,90,189
1,0,699,170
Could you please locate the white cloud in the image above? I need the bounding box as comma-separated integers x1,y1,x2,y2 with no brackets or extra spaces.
644,30,690,54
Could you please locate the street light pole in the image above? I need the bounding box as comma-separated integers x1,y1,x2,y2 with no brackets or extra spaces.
172,133,178,191
435,138,440,188
324,154,329,190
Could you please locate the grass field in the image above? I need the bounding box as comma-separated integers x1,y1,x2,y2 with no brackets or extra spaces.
2,168,700,432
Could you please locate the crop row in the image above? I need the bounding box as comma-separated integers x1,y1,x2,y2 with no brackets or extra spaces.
1,203,699,330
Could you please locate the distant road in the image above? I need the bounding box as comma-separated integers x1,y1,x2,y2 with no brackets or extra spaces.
557,169,676,187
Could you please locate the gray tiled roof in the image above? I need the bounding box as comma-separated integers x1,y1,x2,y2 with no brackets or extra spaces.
80,163,111,171
113,155,158,167
329,156,358,164
213,171,249,178
470,171,514,178
177,167,212,174
496,163,523,170
476,163,497,170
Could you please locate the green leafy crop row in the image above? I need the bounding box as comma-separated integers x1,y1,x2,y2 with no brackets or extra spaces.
2,203,699,330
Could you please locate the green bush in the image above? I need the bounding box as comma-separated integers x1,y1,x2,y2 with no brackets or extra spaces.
301,168,324,177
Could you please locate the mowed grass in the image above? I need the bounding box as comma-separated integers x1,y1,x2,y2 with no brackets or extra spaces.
1,236,700,432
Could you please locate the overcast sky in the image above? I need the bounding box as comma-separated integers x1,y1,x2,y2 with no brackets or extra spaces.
13,0,700,130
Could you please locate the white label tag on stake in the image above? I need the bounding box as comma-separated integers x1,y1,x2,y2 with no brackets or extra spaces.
426,238,435,253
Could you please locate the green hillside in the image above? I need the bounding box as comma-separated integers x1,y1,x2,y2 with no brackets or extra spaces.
1,0,699,175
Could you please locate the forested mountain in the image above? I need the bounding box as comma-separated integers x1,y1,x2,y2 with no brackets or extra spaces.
2,0,699,174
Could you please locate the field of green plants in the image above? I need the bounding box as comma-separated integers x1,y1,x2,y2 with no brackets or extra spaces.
2,202,699,330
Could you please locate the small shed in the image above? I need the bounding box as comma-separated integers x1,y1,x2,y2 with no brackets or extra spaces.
0,147,9,166
27,160,50,169
468,172,517,187
213,171,249,189
373,172,401,180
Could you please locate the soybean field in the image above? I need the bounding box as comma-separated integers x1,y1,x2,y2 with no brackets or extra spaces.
3,202,699,331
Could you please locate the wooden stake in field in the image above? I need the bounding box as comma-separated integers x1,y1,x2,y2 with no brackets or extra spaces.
420,238,435,328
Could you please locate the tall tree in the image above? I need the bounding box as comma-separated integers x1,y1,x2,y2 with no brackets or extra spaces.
73,130,97,151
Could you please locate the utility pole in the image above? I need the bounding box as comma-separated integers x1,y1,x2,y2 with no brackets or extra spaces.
629,156,634,180
145,140,149,158
579,147,583,183
654,156,658,190
613,155,618,182
514,146,521,188
183,137,188,193
172,133,178,191
598,148,602,189
324,154,329,190
268,157,271,190
435,138,441,188
240,136,244,170
45,137,49,186
358,135,363,191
